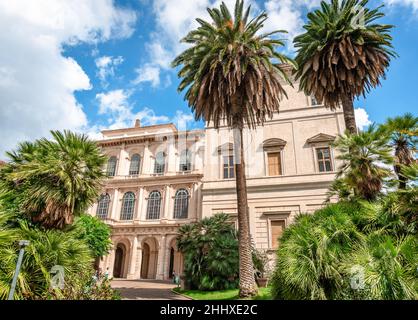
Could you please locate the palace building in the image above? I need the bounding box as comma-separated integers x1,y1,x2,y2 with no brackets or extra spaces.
88,80,346,280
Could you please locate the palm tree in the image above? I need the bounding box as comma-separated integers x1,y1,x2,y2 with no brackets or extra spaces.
0,219,93,300
381,113,418,189
1,130,106,229
333,124,393,201
294,0,396,134
172,0,294,297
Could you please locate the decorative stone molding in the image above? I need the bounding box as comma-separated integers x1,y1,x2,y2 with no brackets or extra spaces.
217,142,234,154
306,133,336,144
262,138,287,151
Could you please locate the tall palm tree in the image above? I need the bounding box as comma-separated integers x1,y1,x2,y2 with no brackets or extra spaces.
294,0,396,134
1,130,106,229
381,113,418,189
333,124,393,201
172,0,294,297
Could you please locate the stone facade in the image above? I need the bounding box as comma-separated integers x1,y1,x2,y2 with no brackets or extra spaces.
89,81,345,280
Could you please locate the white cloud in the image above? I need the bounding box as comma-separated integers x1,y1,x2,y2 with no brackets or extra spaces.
0,0,137,159
95,55,124,87
132,64,161,87
355,108,372,130
95,89,170,133
173,110,195,131
137,0,321,87
385,0,418,12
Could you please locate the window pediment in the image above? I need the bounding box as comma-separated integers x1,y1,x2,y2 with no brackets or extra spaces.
263,138,287,150
217,142,234,154
307,133,336,144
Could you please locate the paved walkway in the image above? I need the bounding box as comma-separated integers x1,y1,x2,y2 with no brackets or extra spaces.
111,279,190,300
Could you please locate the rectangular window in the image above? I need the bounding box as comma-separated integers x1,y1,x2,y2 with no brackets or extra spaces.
271,220,286,249
317,147,333,172
223,155,235,179
267,152,282,176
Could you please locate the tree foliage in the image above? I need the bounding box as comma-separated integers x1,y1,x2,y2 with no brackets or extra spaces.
74,214,112,259
332,124,393,200
294,0,396,110
172,0,294,129
270,201,418,300
177,214,239,291
0,130,106,229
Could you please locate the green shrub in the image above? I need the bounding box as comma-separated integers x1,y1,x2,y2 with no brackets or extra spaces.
74,214,112,258
270,201,418,300
177,214,239,291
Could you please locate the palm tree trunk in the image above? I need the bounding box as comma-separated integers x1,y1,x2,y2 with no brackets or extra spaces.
232,120,258,298
342,95,357,134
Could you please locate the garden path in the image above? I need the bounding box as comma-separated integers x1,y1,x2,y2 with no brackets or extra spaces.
111,279,190,300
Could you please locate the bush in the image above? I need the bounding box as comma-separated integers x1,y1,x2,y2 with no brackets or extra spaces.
177,214,239,291
270,201,418,300
74,214,112,258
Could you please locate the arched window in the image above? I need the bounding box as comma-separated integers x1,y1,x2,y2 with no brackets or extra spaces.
154,152,165,174
96,194,110,219
146,191,161,220
179,150,191,172
120,192,135,220
129,154,141,175
173,189,189,219
106,156,117,177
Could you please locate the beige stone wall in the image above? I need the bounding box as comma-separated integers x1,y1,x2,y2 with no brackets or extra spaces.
201,84,345,261
90,84,346,279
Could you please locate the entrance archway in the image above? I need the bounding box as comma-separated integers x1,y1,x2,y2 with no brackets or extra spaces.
168,238,183,278
113,243,126,278
140,238,158,279
169,248,175,278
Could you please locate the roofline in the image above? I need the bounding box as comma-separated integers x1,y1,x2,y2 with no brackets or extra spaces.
101,123,178,135
97,128,205,147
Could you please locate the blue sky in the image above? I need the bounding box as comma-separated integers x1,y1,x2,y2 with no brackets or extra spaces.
0,0,417,158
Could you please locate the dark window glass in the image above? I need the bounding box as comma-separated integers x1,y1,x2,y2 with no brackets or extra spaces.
147,191,161,220
129,154,141,175
106,156,117,177
317,148,333,172
96,194,110,219
120,192,135,220
173,189,189,219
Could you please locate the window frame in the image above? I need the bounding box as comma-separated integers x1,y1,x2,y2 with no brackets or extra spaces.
106,156,118,177
146,191,162,220
120,192,135,221
269,219,286,250
129,154,141,176
173,189,189,219
222,153,235,179
154,152,166,175
265,151,283,177
96,194,111,220
179,149,192,172
316,147,333,173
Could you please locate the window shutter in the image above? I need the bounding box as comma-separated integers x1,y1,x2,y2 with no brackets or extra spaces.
271,220,285,248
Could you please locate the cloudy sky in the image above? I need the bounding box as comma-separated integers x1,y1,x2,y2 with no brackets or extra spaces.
0,0,417,158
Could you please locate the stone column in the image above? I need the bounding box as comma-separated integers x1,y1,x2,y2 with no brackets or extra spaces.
111,189,119,221
193,183,199,220
135,187,144,222
136,244,143,280
163,185,171,221
142,141,151,175
192,138,200,172
167,137,176,175
127,237,139,280
107,247,116,278
156,235,167,280
118,143,128,176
